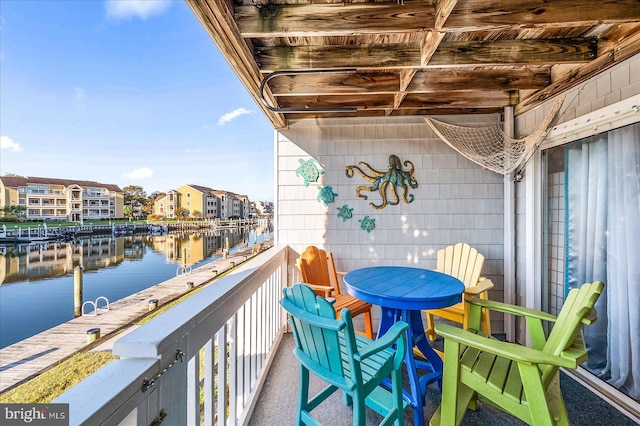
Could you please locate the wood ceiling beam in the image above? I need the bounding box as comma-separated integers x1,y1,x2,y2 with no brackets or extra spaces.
256,38,596,72
433,0,459,29
267,72,399,96
430,38,597,66
236,1,433,38
236,0,640,38
274,90,517,110
285,107,503,120
275,94,395,110
408,69,551,92
401,91,519,108
255,43,421,72
266,68,549,96
445,0,640,32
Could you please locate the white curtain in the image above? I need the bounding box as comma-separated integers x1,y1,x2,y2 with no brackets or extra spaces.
606,123,640,399
566,122,640,400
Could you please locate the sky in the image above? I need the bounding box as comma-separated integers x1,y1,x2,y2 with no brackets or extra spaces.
0,0,275,202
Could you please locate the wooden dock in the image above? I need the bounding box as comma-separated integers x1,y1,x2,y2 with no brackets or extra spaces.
0,240,273,394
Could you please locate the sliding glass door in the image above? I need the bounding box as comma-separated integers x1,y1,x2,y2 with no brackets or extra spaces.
543,122,640,404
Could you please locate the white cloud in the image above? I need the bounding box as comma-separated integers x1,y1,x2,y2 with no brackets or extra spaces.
217,107,253,126
123,166,154,180
1,136,22,152
105,0,172,20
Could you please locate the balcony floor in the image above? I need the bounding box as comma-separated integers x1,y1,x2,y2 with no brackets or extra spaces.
251,332,636,425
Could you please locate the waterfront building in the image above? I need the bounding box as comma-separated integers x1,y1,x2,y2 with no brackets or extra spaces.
152,184,252,220
0,176,123,222
253,200,273,216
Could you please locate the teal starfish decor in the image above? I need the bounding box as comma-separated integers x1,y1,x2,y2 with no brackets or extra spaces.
336,204,353,222
317,185,338,206
359,216,376,233
296,158,324,186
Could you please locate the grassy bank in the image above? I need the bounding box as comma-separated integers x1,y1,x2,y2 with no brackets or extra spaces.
0,352,118,404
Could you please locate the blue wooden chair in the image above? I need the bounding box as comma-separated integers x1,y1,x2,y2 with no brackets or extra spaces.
430,280,604,426
281,283,409,426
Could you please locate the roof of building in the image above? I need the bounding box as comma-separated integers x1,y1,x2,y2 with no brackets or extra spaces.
187,184,218,194
0,176,122,192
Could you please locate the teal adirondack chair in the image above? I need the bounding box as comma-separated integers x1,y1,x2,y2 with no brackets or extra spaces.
430,280,604,426
281,283,409,426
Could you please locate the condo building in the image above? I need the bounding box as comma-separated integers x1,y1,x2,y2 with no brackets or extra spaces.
0,176,124,222
153,184,251,220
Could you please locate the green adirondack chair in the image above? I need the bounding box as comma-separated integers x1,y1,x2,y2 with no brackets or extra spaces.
281,283,409,426
430,280,604,426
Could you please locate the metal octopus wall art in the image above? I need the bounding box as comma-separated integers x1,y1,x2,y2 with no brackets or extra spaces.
345,154,418,210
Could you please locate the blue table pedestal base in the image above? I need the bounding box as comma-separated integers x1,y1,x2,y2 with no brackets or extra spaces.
379,307,443,425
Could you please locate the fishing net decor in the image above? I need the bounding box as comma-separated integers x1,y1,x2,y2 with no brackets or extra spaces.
425,96,564,175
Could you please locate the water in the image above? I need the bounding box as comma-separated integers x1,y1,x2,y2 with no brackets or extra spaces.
0,226,272,349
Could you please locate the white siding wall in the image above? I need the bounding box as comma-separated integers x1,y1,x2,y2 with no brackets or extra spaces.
513,53,640,342
275,116,506,331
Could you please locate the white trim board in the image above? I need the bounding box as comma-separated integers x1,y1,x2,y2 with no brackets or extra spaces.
544,94,640,148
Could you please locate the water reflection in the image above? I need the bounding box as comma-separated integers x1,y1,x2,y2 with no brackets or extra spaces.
0,226,269,285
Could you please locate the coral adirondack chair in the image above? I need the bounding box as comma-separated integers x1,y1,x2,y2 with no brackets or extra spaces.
281,283,409,426
430,280,605,426
296,246,374,339
424,243,493,341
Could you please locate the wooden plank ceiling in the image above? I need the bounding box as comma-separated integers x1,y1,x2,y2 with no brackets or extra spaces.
187,0,640,129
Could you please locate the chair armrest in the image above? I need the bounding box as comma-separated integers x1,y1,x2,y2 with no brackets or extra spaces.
436,324,578,368
356,321,408,363
304,283,335,298
336,271,346,277
464,296,558,323
463,278,494,296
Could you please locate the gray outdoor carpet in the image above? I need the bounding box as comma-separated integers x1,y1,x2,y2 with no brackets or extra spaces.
250,333,637,425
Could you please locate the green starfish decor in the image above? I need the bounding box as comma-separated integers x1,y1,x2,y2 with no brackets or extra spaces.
317,186,338,206
359,216,376,233
336,204,353,222
296,158,324,187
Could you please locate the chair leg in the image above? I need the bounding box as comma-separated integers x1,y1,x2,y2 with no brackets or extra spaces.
426,312,437,341
436,338,480,426
364,310,374,339
547,373,570,426
518,363,554,426
352,389,366,426
298,366,310,426
391,367,405,426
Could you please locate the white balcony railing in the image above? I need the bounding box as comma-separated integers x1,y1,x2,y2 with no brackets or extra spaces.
54,245,294,425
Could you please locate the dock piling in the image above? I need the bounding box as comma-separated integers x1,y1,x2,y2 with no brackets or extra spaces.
74,266,84,318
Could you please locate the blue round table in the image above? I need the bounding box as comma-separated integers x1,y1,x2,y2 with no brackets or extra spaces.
343,266,464,426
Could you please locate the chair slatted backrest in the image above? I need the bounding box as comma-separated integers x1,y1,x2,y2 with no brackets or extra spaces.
281,283,356,389
540,281,604,385
437,243,484,289
297,246,342,296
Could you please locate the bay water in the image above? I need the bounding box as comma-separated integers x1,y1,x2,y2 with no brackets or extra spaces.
0,226,272,349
